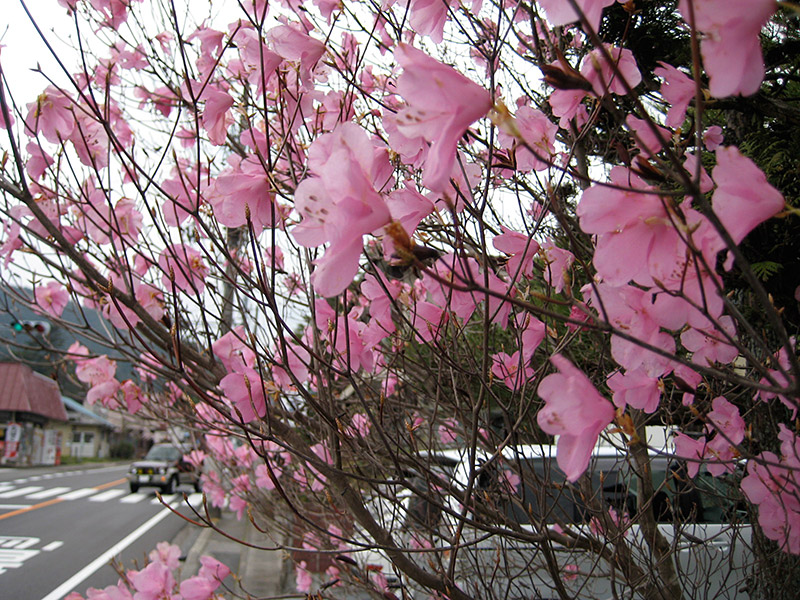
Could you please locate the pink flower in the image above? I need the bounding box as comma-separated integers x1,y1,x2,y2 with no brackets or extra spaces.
678,0,776,97
393,44,492,192
581,45,641,97
673,432,707,478
75,355,117,386
212,327,256,374
201,85,233,145
606,369,661,413
292,123,392,297
26,86,75,143
706,396,745,445
349,413,371,437
128,560,175,600
220,368,268,423
35,281,69,318
681,316,738,366
711,146,784,246
537,0,615,32
149,541,181,570
491,351,533,391
296,561,313,593
493,227,539,280
158,243,209,294
540,239,574,293
537,355,615,482
654,62,695,128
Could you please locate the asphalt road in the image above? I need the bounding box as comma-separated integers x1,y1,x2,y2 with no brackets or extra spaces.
0,463,204,599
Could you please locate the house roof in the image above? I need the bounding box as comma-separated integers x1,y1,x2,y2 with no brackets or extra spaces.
0,363,69,421
62,395,115,429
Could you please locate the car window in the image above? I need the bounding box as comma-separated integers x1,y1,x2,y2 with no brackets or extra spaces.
145,445,182,461
473,454,746,526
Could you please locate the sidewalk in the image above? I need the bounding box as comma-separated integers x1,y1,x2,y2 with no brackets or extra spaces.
171,507,290,599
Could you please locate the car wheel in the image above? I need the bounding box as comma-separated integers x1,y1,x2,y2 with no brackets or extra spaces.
162,476,176,495
129,483,139,493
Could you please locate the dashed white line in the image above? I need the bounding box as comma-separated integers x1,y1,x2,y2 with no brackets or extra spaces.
89,489,127,502
57,488,97,501
26,487,71,500
42,541,64,552
0,486,44,498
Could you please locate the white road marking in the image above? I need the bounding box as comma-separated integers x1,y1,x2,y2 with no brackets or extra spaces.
0,549,40,574
58,488,96,500
40,507,177,600
0,504,29,510
42,541,64,552
151,493,179,505
0,485,14,493
26,487,71,500
28,476,42,481
11,478,28,484
119,493,148,504
0,537,39,549
0,486,44,498
89,489,127,502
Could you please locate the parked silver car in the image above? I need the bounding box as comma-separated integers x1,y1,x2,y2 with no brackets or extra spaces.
127,444,202,494
358,444,752,600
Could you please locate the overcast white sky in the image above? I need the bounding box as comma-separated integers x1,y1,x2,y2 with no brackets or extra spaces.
2,1,75,110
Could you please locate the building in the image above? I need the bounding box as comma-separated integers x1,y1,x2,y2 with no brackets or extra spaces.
0,362,68,466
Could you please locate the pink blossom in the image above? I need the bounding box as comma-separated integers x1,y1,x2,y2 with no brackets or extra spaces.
393,44,492,192
213,327,256,374
296,561,313,593
491,351,533,391
220,368,268,423
35,281,69,318
654,62,695,128
493,227,539,280
438,418,460,444
25,142,54,180
149,541,181,570
407,0,450,43
581,45,641,97
512,105,558,171
606,369,661,413
678,0,776,97
292,123,392,297
349,413,372,437
207,156,277,231
158,243,209,294
537,0,615,32
86,379,120,407
706,396,745,445
201,86,233,145
703,125,723,150
75,355,117,386
711,146,784,246
537,355,615,481
128,560,175,600
673,432,707,478
681,316,738,366
26,86,75,143
540,239,574,293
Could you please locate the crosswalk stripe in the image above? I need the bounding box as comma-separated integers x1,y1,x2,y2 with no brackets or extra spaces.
151,494,179,505
0,485,14,493
26,487,71,500
119,493,148,504
0,486,44,498
89,489,127,502
58,488,96,500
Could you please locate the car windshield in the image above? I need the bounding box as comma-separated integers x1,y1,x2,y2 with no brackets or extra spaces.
475,454,748,526
144,445,182,461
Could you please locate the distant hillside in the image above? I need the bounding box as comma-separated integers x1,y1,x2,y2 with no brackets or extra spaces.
0,286,137,401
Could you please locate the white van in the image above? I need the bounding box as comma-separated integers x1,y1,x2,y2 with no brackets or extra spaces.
358,444,752,600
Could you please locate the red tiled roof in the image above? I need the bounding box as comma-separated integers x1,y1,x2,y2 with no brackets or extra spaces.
0,363,68,421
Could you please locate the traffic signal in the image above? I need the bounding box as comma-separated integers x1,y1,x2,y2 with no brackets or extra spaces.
9,321,51,335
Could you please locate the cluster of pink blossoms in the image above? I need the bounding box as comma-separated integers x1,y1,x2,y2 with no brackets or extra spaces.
65,543,230,600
